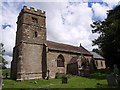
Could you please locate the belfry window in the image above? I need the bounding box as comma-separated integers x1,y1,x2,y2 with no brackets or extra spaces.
57,54,64,67
32,17,38,23
34,31,37,38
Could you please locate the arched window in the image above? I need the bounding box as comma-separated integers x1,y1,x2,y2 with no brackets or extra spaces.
34,31,37,38
57,54,64,67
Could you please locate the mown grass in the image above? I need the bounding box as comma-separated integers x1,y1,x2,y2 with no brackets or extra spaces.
3,78,60,88
2,69,117,88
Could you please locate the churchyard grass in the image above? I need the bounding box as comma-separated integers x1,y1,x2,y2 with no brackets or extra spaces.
2,69,117,88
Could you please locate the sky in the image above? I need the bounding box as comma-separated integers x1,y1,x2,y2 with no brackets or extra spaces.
0,0,120,68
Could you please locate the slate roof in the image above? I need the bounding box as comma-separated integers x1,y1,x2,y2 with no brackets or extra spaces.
46,40,92,55
90,51,104,60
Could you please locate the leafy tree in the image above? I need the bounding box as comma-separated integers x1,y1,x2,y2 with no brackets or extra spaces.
0,43,8,69
0,43,5,54
91,5,120,69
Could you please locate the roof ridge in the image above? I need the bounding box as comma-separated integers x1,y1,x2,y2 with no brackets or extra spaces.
46,40,80,48
90,51,104,59
46,40,91,55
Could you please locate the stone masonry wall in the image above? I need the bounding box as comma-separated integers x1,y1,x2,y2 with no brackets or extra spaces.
19,43,43,80
11,6,46,81
95,60,106,69
47,50,93,78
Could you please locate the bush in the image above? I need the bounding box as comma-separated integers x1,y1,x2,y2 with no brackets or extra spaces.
2,68,10,78
55,73,72,79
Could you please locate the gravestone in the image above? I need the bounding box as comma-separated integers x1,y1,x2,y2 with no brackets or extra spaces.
62,77,68,84
33,81,37,84
106,74,117,86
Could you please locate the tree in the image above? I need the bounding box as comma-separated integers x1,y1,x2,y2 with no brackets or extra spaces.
0,43,5,54
0,43,8,69
91,5,120,69
92,48,103,57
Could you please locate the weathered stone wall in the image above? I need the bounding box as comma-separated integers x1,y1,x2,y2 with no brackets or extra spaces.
16,12,46,46
47,50,93,78
17,43,43,80
95,60,106,69
11,6,46,81
11,48,18,80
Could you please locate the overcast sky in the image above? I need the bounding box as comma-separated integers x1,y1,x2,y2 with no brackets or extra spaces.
0,0,120,68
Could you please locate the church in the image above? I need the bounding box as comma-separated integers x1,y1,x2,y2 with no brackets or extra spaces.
11,6,106,81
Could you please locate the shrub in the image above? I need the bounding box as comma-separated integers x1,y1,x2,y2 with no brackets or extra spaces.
55,73,72,79
2,68,10,78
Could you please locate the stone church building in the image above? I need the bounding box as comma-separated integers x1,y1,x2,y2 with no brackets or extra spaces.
11,6,106,81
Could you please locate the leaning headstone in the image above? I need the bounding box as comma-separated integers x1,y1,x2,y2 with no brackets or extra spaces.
33,81,37,84
106,74,117,86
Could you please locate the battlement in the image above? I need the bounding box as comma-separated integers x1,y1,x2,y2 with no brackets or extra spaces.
19,6,46,18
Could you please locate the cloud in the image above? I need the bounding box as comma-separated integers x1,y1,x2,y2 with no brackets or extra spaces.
44,2,99,50
3,55,12,68
2,26,16,56
0,2,25,68
102,0,120,8
92,3,110,20
29,2,95,50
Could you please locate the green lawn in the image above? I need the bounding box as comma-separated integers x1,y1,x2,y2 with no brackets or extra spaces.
2,69,117,88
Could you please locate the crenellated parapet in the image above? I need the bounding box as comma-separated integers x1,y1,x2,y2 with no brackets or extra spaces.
18,6,46,18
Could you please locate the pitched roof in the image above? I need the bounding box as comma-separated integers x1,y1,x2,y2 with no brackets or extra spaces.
90,51,104,60
46,40,92,55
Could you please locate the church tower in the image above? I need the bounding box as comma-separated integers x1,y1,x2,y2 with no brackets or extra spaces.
11,6,47,81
